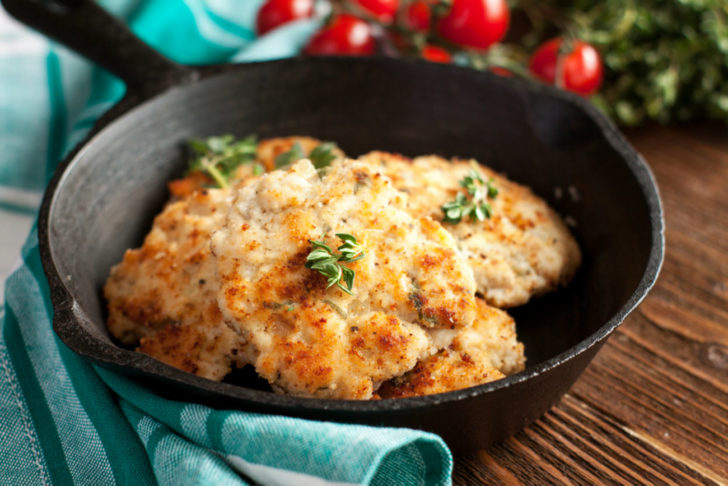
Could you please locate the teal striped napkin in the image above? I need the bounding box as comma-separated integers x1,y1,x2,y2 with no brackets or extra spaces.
0,2,453,484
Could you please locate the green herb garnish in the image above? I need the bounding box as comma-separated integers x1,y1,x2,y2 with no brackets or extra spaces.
441,166,498,224
187,134,257,188
305,233,365,295
308,142,338,169
274,142,305,169
275,141,339,171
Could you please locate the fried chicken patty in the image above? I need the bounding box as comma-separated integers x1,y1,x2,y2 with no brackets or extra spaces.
211,158,478,399
104,136,548,398
104,188,253,380
358,152,581,308
105,136,339,380
377,299,525,398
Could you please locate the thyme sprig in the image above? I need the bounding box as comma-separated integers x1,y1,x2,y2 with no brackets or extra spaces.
441,166,499,224
305,233,365,295
187,134,257,188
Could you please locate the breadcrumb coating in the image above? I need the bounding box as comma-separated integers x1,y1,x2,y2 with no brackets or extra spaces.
211,158,478,399
358,151,581,308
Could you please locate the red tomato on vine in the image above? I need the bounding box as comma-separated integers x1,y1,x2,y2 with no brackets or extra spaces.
403,1,432,32
529,38,603,96
256,0,314,35
304,14,376,56
437,0,509,50
352,0,399,24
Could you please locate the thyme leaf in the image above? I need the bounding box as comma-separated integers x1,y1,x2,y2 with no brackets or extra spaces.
441,166,498,224
336,233,365,262
305,233,365,295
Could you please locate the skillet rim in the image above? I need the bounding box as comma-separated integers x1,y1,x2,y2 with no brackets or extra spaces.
38,56,665,413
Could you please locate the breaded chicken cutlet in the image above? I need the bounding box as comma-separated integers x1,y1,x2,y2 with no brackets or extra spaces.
358,152,581,308
104,187,252,380
212,158,479,399
104,135,585,399
104,137,343,380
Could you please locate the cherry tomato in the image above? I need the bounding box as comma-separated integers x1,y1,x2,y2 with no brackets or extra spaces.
304,14,376,56
256,0,314,35
421,45,452,63
529,38,603,96
437,0,509,50
352,0,399,24
403,1,431,32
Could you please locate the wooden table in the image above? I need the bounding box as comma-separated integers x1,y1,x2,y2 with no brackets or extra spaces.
454,124,728,485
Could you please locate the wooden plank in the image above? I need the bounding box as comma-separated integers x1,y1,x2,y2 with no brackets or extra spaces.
455,124,728,484
574,322,728,478
455,390,722,485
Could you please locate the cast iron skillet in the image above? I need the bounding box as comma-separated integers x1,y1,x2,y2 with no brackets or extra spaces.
4,0,663,453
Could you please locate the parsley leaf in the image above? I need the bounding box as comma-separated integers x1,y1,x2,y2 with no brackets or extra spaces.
187,134,257,188
305,233,365,295
441,166,499,224
274,142,305,169
309,142,338,169
275,141,339,171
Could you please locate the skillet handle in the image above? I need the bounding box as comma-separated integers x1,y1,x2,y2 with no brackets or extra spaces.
1,0,197,96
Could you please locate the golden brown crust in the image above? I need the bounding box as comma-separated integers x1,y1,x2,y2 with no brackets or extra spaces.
104,188,253,380
212,159,478,399
105,138,542,397
358,151,581,308
376,350,506,399
105,136,340,381
377,299,525,398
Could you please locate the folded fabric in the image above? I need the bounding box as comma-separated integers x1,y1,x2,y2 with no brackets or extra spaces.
0,1,453,485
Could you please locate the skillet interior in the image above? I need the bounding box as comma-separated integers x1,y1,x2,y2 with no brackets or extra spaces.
42,57,662,452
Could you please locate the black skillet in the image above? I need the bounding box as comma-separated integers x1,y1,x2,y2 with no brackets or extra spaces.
4,0,663,453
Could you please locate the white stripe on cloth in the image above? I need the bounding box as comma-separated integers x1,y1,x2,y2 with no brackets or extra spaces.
0,9,47,56
135,414,160,446
225,455,361,486
131,411,249,486
0,211,34,306
183,0,256,47
0,186,42,209
0,338,51,486
6,257,117,485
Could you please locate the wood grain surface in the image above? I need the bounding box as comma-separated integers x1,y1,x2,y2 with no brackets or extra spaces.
454,124,728,485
